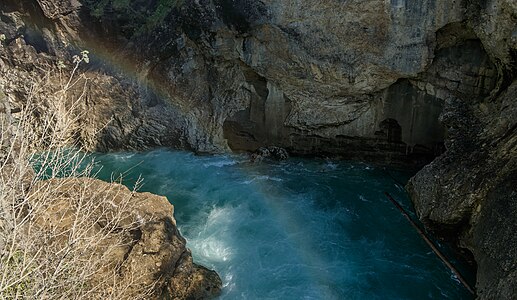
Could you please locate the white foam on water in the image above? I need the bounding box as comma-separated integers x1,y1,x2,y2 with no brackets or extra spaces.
111,152,136,161
240,175,283,184
187,206,236,262
202,160,238,168
359,194,370,202
191,236,232,262
254,175,283,182
91,150,474,300
324,160,338,170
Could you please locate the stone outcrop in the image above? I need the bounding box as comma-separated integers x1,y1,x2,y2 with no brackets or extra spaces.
1,0,516,298
30,177,222,299
407,80,517,299
250,146,289,162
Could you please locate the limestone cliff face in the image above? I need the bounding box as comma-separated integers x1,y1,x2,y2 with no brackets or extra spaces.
89,0,496,165
1,0,516,298
0,0,499,162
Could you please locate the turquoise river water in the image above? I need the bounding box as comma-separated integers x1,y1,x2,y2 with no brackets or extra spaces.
90,149,473,300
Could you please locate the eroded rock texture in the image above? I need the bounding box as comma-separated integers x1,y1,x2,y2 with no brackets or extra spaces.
407,81,517,299
30,178,222,299
0,0,496,162
1,0,516,298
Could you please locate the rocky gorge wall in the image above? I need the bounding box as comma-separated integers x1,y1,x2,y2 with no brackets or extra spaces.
0,1,498,160
0,0,516,299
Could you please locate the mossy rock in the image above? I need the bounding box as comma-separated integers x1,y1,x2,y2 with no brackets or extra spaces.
83,0,184,37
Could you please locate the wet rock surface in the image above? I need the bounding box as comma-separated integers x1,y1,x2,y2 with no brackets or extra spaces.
250,146,289,162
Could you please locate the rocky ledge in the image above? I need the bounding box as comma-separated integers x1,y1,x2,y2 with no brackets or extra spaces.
30,177,222,299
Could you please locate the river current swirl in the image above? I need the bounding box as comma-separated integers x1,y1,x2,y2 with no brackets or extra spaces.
91,149,473,300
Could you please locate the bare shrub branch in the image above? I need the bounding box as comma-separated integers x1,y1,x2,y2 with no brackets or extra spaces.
0,53,153,299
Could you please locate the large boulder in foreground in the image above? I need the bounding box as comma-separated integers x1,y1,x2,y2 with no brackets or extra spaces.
29,177,222,299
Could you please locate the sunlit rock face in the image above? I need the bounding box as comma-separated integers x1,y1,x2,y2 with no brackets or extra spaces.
28,177,222,299
0,0,516,298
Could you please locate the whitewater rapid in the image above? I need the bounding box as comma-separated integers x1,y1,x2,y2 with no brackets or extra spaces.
92,150,473,300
